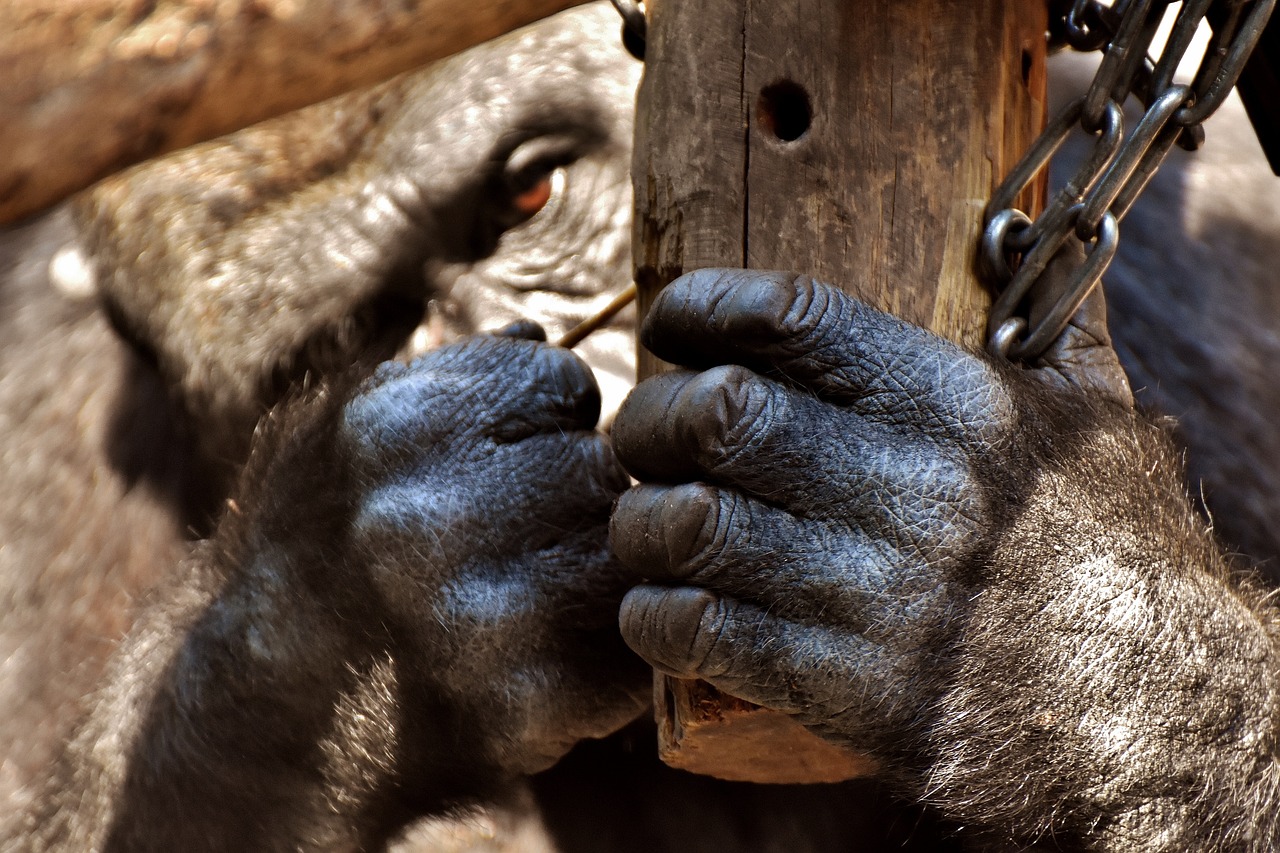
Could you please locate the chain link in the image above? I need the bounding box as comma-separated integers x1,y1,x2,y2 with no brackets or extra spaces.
983,0,1275,362
609,0,647,60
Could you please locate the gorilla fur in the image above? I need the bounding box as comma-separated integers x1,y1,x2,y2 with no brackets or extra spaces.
5,5,1280,852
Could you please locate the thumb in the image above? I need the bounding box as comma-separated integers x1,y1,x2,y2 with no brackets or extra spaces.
1023,243,1133,408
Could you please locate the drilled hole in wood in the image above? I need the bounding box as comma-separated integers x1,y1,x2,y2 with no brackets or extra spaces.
758,80,811,142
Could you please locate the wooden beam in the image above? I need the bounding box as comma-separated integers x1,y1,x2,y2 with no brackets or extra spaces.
0,0,588,224
633,0,1047,783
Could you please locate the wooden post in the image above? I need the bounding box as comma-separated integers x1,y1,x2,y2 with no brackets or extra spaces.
633,0,1047,783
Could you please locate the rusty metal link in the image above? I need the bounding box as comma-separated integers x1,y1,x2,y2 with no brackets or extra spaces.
988,205,1119,360
609,0,647,60
1077,84,1192,234
1061,0,1122,50
982,0,1276,362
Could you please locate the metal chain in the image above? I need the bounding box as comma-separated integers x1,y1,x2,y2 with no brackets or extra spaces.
982,0,1275,362
609,0,647,60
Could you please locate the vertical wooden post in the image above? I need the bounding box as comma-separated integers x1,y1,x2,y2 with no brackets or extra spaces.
632,0,1047,783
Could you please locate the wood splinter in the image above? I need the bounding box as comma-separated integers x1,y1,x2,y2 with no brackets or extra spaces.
556,283,638,349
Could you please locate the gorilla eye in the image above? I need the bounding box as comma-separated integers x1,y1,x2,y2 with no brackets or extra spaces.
511,173,555,219
495,135,578,228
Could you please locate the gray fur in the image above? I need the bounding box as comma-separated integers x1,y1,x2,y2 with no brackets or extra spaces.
5,6,1280,852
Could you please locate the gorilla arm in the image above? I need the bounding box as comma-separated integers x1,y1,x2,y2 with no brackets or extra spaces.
16,335,647,852
610,270,1280,851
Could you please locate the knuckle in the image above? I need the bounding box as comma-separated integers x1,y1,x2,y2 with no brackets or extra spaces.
913,354,1017,444
610,484,711,575
662,483,736,573
530,342,593,395
513,344,600,431
623,587,730,678
661,269,843,352
608,488,652,567
473,343,601,440
351,481,445,556
677,366,776,467
852,333,1014,444
880,450,988,557
947,359,1018,439
718,271,832,346
561,431,629,497
689,595,733,677
418,335,545,400
341,371,455,461
612,484,744,580
775,273,832,340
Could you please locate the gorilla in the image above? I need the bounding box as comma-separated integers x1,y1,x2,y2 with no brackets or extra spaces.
0,4,640,820
3,4,1280,851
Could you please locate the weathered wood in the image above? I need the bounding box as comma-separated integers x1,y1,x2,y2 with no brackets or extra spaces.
631,0,747,381
633,0,1047,783
655,676,880,784
0,0,587,224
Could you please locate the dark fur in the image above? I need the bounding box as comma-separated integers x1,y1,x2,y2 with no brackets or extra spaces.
5,7,1280,852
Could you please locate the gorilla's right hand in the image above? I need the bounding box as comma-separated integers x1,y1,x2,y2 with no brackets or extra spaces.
608,270,1280,852
25,335,647,852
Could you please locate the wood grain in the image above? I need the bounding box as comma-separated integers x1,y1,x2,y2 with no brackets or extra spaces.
0,0,587,224
633,0,1047,783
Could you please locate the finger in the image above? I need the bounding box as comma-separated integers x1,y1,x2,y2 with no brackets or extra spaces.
511,429,631,526
1028,246,1133,407
345,336,602,457
641,269,1010,436
618,586,897,724
483,339,602,441
610,483,962,633
356,430,626,561
611,367,982,535
491,318,548,342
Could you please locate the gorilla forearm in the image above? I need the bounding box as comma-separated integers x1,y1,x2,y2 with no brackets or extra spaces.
17,335,646,850
610,270,1280,851
19,386,486,851
23,562,390,851
928,404,1280,849
10,9,1280,850
25,580,499,851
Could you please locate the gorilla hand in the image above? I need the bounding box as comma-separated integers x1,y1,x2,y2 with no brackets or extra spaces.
32,335,647,851
335,334,649,775
610,270,1280,852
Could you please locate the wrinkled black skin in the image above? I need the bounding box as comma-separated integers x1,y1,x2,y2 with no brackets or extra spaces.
5,6,1280,851
4,7,944,851
19,334,648,850
611,270,1280,851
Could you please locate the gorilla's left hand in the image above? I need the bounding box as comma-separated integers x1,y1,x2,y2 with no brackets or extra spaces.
333,334,650,776
27,334,651,851
610,270,1280,850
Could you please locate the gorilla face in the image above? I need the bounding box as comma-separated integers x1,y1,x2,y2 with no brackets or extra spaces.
69,3,641,473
